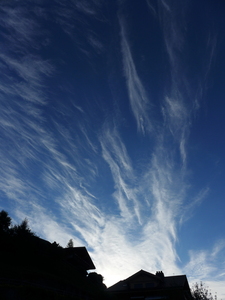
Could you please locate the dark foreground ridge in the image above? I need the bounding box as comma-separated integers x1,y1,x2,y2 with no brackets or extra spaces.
0,210,107,300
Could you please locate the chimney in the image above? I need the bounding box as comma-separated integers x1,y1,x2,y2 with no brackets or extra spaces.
156,271,164,279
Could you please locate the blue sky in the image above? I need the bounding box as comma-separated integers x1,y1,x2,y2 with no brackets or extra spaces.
0,0,225,298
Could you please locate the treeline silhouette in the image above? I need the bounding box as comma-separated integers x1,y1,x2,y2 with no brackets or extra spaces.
0,210,108,300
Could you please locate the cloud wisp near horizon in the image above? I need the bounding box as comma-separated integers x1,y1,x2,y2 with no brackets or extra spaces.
0,0,225,298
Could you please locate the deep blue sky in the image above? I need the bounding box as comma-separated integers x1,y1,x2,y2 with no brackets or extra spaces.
0,0,225,298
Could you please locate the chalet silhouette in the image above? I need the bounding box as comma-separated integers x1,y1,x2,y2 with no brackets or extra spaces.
107,269,193,300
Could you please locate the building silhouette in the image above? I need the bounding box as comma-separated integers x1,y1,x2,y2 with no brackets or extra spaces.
107,269,193,300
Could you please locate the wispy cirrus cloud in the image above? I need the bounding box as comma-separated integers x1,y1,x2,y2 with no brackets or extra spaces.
146,0,157,17
185,240,225,279
100,123,141,223
0,5,40,46
53,0,105,59
13,203,83,247
95,117,184,282
185,251,216,279
156,0,192,168
119,16,152,135
75,0,98,16
0,53,53,87
184,240,225,299
179,187,210,224
88,33,104,54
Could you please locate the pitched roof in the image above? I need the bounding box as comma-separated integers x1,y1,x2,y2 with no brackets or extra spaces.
163,275,189,288
107,270,190,291
63,246,96,270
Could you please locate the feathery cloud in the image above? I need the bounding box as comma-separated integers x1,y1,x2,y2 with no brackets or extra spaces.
119,16,152,134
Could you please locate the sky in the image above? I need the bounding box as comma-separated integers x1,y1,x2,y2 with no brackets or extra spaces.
0,0,225,298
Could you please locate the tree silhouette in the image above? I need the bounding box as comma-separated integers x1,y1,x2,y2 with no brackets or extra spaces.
0,210,11,234
66,238,74,248
87,272,106,290
192,282,214,300
11,218,35,238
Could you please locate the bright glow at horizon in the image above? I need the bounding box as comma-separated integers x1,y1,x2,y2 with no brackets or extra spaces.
0,1,225,299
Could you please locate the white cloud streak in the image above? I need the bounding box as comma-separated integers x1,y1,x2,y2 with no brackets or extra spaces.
146,0,157,17
179,188,210,224
100,124,141,224
119,16,152,135
184,241,225,299
185,250,216,279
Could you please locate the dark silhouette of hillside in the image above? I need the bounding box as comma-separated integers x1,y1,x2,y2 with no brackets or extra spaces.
0,210,107,300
